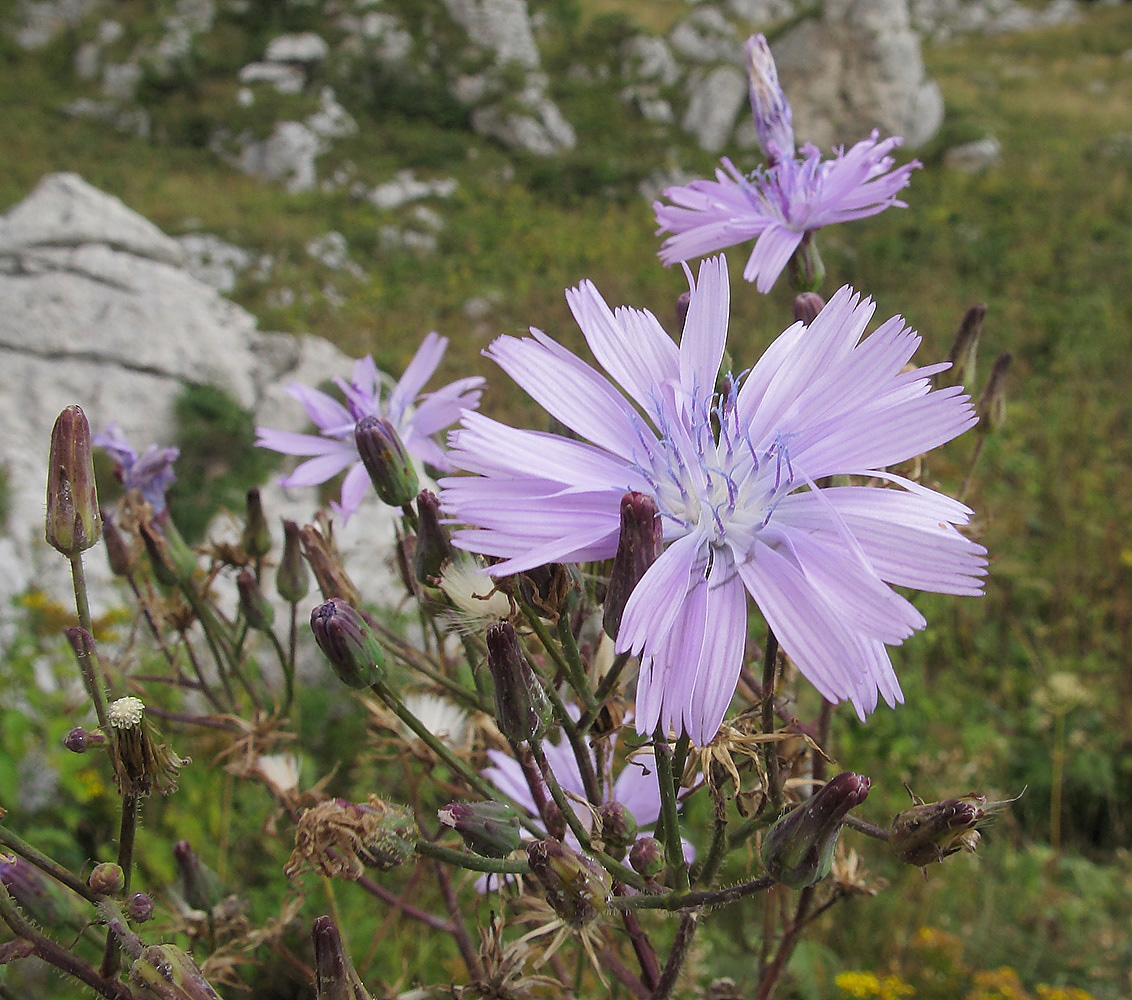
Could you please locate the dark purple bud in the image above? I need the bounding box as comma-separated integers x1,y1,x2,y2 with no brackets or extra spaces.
976,352,1012,436
486,620,549,743
595,801,638,858
310,599,385,689
276,519,309,604
761,772,871,888
236,570,274,632
525,839,611,927
64,726,106,753
102,508,134,577
173,841,225,912
1,856,63,925
88,862,125,895
603,492,662,640
437,801,521,859
945,302,987,391
355,416,419,508
629,836,666,879
127,891,155,923
792,292,825,326
312,915,369,1000
241,487,272,559
413,489,452,585
45,404,102,555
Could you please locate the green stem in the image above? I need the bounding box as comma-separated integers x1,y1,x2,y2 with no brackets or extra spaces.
100,793,138,979
578,652,632,734
651,913,697,1000
413,840,529,874
555,613,597,715
652,732,688,892
611,875,776,911
0,824,100,903
761,628,783,815
267,628,295,714
68,554,109,731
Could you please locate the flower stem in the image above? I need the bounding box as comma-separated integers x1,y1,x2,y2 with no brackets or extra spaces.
413,839,529,874
0,825,99,904
651,912,697,1000
652,731,688,892
761,628,783,814
578,652,632,734
68,553,110,732
611,875,776,911
100,793,138,980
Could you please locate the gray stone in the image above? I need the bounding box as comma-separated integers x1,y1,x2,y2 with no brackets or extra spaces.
237,61,306,94
12,0,103,50
264,31,329,64
101,62,142,101
175,233,253,292
0,173,405,629
682,65,748,153
237,122,324,194
368,171,459,211
305,231,364,278
305,87,358,140
621,35,681,86
910,0,1082,42
944,135,1002,172
63,98,151,138
725,0,795,21
669,8,743,65
75,40,100,79
441,0,540,68
773,0,943,149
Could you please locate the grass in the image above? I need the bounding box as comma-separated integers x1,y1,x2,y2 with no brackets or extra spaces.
1,2,1131,997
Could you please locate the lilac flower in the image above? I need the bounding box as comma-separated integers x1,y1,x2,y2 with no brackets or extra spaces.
653,34,920,293
441,256,987,746
93,423,179,513
255,333,483,522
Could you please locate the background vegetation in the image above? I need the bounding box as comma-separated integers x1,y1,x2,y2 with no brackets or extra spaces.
1,1,1130,997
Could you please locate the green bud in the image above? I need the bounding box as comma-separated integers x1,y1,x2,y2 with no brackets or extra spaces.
437,801,522,858
786,233,824,294
945,302,987,391
236,570,274,632
761,772,871,888
45,404,102,555
88,862,125,895
629,836,665,879
310,599,386,689
241,487,272,559
312,915,369,1000
130,943,222,1000
485,620,549,743
140,514,197,587
595,801,638,858
525,839,611,927
276,519,309,604
355,416,419,508
976,352,1012,436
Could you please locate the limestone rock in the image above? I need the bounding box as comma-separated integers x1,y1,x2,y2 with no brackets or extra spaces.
440,0,540,69
669,8,743,65
0,173,404,630
265,31,330,64
237,121,325,193
682,65,748,153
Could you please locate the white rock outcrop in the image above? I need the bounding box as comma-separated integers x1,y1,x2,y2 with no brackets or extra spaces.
0,173,403,633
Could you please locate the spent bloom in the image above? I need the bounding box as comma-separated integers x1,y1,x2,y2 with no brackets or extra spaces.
255,333,483,522
653,34,920,293
93,423,179,513
441,256,987,746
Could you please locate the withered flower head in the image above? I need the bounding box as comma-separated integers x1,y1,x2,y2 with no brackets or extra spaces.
107,696,190,796
525,839,611,927
299,520,361,606
286,796,419,882
890,790,1019,868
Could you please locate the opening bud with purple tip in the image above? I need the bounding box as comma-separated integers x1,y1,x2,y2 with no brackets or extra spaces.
486,620,549,743
745,33,794,164
310,599,386,689
355,415,419,508
437,801,521,858
603,492,662,641
761,772,871,888
45,404,102,556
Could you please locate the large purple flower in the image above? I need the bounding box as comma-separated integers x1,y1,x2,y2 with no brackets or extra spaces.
653,34,920,293
256,333,483,522
441,256,987,746
93,424,179,513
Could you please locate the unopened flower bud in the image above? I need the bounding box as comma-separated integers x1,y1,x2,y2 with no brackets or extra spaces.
89,862,125,895
629,836,666,879
890,791,1017,867
45,404,102,556
1,856,64,926
486,620,549,743
130,943,222,1000
761,772,871,888
787,233,824,294
102,508,134,577
127,892,155,923
355,416,419,508
173,841,224,912
413,489,452,585
945,302,987,391
64,726,106,753
526,839,611,926
236,571,274,632
312,915,369,1000
745,33,794,163
286,797,419,881
310,599,385,689
792,292,825,326
675,290,692,331
438,801,521,858
595,801,638,857
241,487,272,559
140,516,196,587
603,492,662,640
108,697,190,796
300,522,361,606
976,352,1011,436
276,520,309,604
